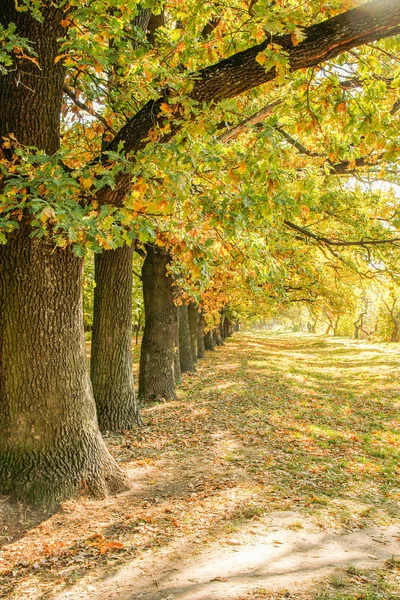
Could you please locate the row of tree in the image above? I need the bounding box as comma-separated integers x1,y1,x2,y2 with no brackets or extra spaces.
269,280,400,342
1,0,400,505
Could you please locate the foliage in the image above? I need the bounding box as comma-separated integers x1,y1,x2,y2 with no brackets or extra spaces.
1,1,399,321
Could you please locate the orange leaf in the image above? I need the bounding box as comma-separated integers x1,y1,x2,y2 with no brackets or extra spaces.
160,103,173,114
99,540,124,555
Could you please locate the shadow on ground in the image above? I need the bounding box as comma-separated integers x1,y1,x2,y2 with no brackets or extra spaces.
1,332,399,600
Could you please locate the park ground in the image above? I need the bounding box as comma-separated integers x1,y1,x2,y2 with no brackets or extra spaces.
0,332,399,600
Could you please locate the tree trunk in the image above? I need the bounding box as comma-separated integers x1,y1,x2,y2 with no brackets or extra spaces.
0,3,128,505
138,246,178,402
333,316,341,336
225,317,232,337
214,329,223,346
220,315,226,341
91,245,140,431
188,302,199,363
0,3,65,155
174,323,181,383
390,319,399,342
197,313,206,359
0,226,128,505
204,329,215,351
179,305,196,373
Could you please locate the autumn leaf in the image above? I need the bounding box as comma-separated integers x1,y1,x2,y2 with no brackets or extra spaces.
98,540,124,555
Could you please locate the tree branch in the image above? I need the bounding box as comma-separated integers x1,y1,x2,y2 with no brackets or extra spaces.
63,84,118,136
391,98,400,115
283,219,400,246
329,153,386,175
201,17,221,39
275,126,322,157
132,268,143,281
218,99,282,143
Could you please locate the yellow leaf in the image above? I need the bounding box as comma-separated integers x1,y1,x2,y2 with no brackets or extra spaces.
40,207,56,223
291,27,306,46
79,176,93,190
54,54,68,64
256,52,266,66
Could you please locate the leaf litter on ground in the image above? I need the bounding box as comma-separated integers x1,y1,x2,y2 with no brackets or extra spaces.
0,332,399,599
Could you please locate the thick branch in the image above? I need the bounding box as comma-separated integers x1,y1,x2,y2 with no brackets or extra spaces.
329,153,386,174
283,219,400,246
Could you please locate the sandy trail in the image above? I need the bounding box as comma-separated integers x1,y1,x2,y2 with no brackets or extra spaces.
56,511,399,600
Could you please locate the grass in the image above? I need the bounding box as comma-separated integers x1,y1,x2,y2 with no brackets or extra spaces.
129,331,399,529
0,331,399,599
316,558,400,600
243,559,400,599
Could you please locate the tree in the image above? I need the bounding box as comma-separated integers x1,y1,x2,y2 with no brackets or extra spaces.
91,244,141,431
138,245,179,402
179,303,196,373
197,310,206,358
90,6,164,430
0,3,130,505
188,302,199,363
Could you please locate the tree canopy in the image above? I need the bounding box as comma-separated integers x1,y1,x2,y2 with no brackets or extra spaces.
1,0,399,304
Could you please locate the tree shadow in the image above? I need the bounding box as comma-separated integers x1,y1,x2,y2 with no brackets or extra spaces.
0,497,61,549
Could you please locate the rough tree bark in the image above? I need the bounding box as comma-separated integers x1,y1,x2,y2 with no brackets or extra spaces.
91,245,141,431
179,305,196,373
0,226,128,504
0,3,127,504
204,330,215,351
225,317,232,337
220,313,228,341
188,302,199,363
197,312,206,359
391,319,400,342
138,246,178,402
213,329,223,346
174,324,182,383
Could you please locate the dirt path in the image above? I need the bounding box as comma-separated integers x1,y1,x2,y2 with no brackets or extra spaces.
55,512,399,600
